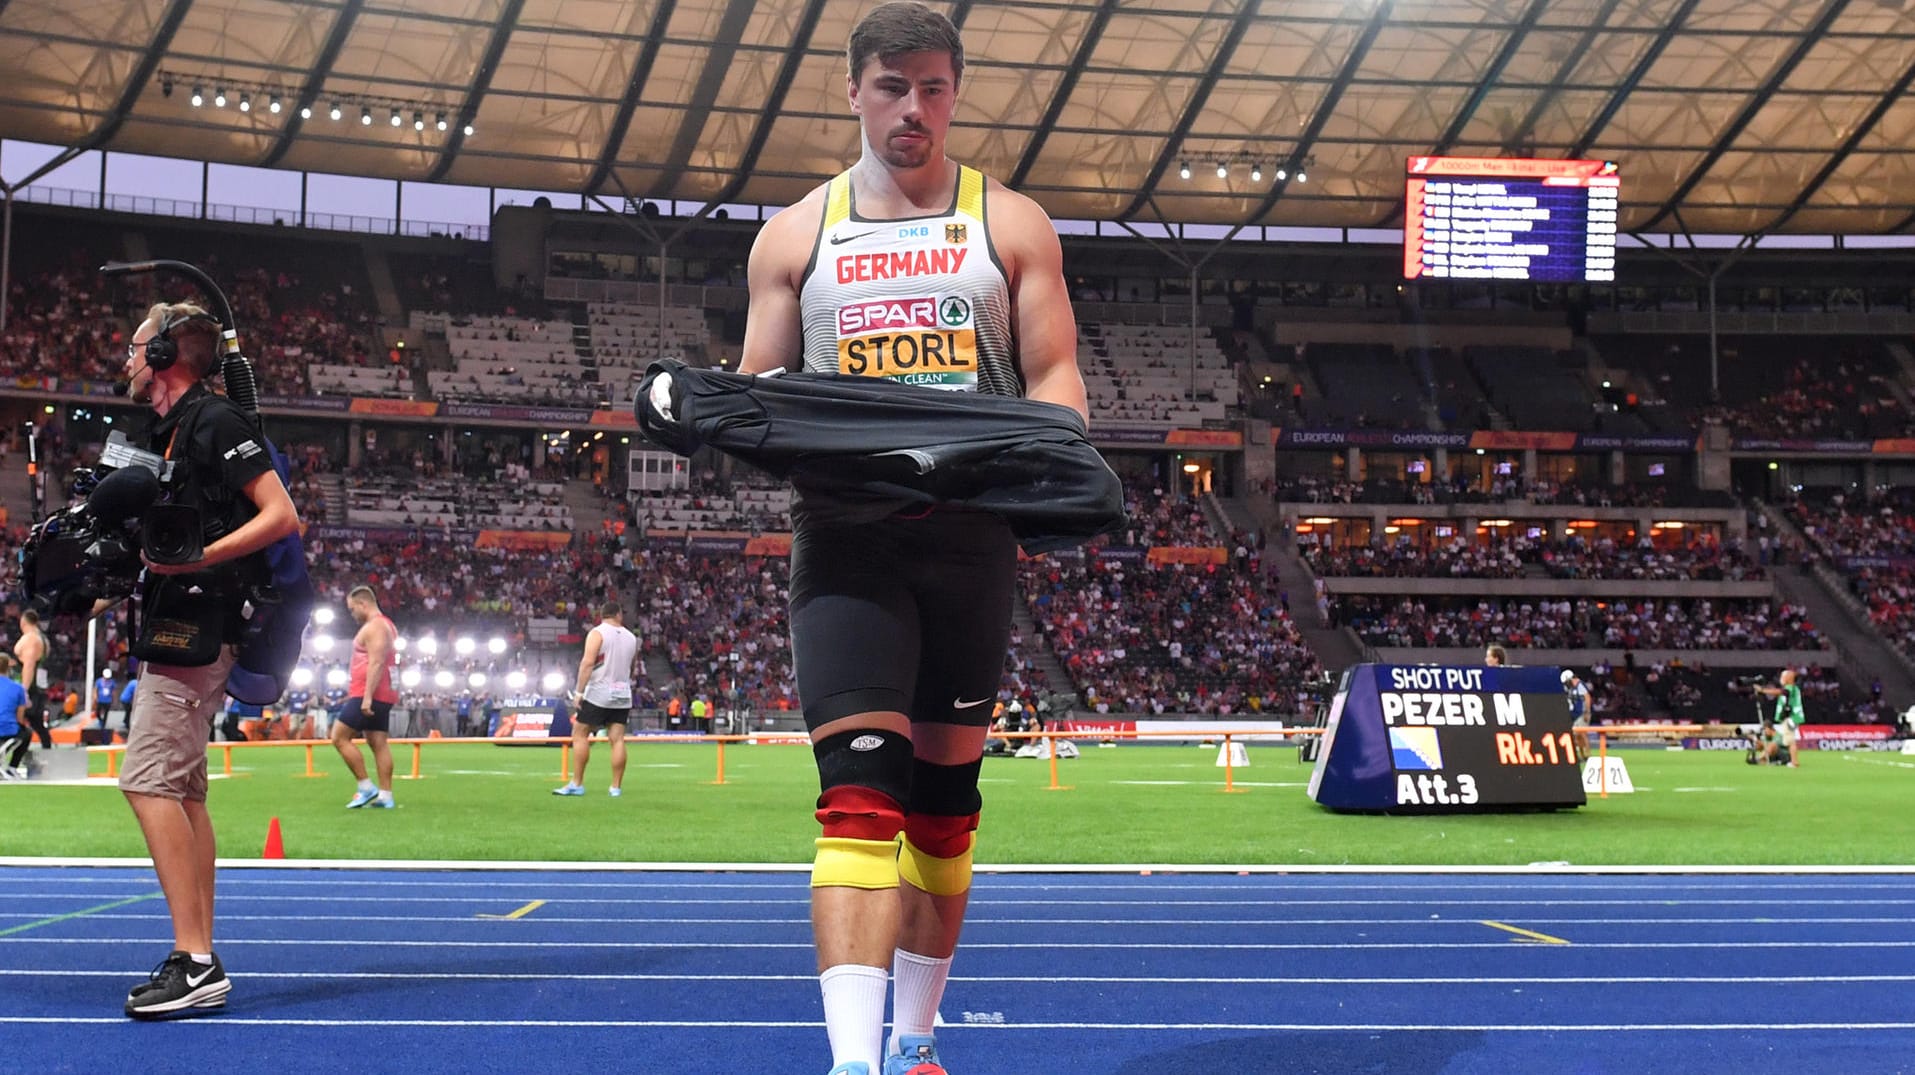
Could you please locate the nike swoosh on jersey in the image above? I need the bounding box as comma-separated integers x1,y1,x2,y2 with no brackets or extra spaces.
954,697,991,709
828,229,881,245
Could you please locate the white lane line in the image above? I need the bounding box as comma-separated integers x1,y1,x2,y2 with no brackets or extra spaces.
10,937,1915,951
4,969,1914,986
8,912,1915,928
0,1016,1910,1032
5,858,1915,876
6,889,1915,909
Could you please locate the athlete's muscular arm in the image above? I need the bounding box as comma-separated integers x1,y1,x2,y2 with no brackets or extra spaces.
574,629,604,700
15,635,42,695
739,198,824,376
360,620,393,701
993,189,1088,424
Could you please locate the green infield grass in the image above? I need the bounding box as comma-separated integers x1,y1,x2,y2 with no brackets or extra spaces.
3,740,1911,866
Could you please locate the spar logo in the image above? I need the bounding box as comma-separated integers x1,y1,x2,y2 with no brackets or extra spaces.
838,297,937,335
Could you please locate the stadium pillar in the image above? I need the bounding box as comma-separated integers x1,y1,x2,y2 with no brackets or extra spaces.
1609,450,1625,486
1345,447,1362,482
0,186,11,333
1523,449,1537,477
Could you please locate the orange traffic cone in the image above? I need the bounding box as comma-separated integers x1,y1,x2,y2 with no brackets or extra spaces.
263,816,285,860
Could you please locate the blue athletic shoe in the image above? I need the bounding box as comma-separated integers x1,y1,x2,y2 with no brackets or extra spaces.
827,1065,872,1075
345,787,379,809
552,784,584,797
369,796,395,809
607,787,621,798
884,1035,946,1075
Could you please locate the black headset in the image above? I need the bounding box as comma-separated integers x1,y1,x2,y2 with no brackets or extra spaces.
143,309,221,374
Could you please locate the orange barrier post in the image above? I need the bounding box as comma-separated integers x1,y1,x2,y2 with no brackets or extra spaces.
404,742,423,781
294,742,326,778
1221,733,1246,794
1044,732,1072,791
105,748,119,778
711,737,728,786
221,745,233,776
1598,732,1609,799
560,742,571,781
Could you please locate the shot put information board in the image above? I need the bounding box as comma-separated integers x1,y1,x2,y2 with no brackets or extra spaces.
1307,664,1587,813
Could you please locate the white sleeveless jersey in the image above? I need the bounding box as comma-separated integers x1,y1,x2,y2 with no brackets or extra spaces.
583,622,638,709
798,165,1022,397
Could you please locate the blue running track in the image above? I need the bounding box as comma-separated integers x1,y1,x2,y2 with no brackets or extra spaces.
1,867,1912,1074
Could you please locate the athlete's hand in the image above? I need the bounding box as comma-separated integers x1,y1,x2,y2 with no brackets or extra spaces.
646,371,675,422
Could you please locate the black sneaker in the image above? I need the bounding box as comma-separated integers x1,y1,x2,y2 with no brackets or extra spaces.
124,950,230,1020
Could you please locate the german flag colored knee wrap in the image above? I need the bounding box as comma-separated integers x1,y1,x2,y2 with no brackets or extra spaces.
812,785,905,890
812,836,901,890
898,813,978,897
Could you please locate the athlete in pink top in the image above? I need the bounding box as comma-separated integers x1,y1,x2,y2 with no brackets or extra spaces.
334,585,400,808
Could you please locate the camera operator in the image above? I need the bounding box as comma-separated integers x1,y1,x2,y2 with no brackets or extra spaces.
1755,667,1804,769
104,302,300,1020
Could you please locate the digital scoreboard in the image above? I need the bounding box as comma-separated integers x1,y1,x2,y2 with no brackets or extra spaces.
1404,157,1619,283
1307,664,1587,813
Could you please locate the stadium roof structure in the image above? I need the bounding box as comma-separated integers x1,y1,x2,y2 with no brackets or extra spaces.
2,0,1913,235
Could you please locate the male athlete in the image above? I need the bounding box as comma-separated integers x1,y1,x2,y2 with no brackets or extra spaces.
13,610,53,752
738,5,1088,1073
554,600,639,797
332,585,399,808
1757,667,1804,768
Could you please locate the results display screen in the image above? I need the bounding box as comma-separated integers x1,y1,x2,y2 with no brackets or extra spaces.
1404,157,1619,283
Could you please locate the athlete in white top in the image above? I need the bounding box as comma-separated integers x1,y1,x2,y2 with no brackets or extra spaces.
554,600,640,797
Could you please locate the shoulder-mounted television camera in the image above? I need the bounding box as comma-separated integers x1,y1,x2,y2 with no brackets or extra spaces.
17,432,208,615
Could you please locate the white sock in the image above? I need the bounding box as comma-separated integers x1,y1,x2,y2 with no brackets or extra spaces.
890,949,952,1048
375,789,393,802
187,952,213,966
357,779,375,793
820,963,888,1069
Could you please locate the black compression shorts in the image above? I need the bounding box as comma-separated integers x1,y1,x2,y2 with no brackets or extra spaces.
789,509,1015,731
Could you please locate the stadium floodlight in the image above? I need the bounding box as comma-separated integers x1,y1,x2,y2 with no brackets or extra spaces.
312,634,334,653
413,110,425,131
1251,163,1262,182
1216,162,1228,179
542,671,566,692
434,670,455,689
401,668,422,688
436,112,448,131
1178,160,1190,180
299,105,312,119
238,93,251,113
455,637,477,657
417,636,439,656
1275,167,1287,181
326,668,350,688
329,101,342,121
360,106,373,125
462,123,474,136
389,109,402,127
291,667,314,688
1295,168,1307,184
505,670,527,691
487,637,507,655
270,94,283,114
190,85,204,107
162,77,174,98
313,607,334,626
468,672,487,689
214,87,227,108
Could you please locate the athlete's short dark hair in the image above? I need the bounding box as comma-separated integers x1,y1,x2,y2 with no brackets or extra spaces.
849,2,964,87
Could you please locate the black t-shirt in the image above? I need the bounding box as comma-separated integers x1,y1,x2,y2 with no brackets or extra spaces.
147,385,277,537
